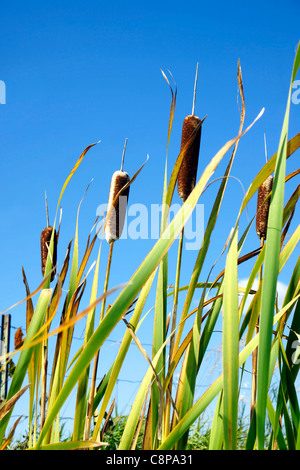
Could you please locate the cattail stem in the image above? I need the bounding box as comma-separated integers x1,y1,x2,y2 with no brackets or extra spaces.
264,133,268,164
251,172,273,419
192,62,199,116
85,141,129,438
170,228,184,362
120,138,128,172
163,227,184,439
84,241,114,440
250,236,264,420
45,190,49,227
100,242,114,321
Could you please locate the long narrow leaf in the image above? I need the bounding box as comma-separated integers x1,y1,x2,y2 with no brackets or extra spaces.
256,42,300,449
223,227,239,449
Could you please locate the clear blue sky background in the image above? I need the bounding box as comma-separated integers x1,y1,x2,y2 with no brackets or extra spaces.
0,0,299,440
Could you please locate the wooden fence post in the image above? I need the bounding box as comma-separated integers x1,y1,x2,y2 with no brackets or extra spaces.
0,314,11,401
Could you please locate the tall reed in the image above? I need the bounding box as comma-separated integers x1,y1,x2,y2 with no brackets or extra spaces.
0,43,299,451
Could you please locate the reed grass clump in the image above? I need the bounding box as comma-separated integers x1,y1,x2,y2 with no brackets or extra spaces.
0,44,299,452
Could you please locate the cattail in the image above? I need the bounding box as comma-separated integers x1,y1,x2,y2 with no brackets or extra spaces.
256,175,273,240
177,115,202,201
105,139,130,244
14,326,24,349
41,226,57,281
177,63,202,202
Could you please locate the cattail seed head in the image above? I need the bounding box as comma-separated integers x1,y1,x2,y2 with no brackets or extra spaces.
14,326,24,349
177,114,202,202
41,226,57,281
256,175,273,240
105,170,130,244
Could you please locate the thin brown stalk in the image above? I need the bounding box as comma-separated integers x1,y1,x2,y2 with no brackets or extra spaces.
100,398,116,442
123,317,165,441
132,387,150,450
163,228,184,438
84,241,114,440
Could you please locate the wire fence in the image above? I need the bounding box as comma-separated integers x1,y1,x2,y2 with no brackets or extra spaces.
1,316,257,442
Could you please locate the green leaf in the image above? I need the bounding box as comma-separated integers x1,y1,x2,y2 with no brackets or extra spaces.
222,227,239,449
28,440,106,450
73,242,102,441
256,42,300,449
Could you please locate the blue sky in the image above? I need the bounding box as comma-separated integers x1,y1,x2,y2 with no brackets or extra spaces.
0,0,299,440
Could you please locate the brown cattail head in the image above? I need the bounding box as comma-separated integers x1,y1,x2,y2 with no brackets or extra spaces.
105,170,130,244
256,175,273,240
41,226,57,281
177,114,202,202
14,326,24,349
